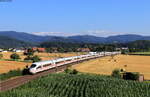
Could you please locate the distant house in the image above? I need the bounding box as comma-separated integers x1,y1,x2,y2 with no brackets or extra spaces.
121,47,129,50
10,48,24,52
77,48,90,52
116,47,129,51
32,47,46,52
2,51,8,52
15,50,24,52
37,48,46,52
32,47,37,51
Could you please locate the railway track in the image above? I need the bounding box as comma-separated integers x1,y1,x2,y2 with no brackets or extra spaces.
0,55,103,92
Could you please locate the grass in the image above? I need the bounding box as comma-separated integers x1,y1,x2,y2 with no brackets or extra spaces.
0,73,150,97
0,69,22,81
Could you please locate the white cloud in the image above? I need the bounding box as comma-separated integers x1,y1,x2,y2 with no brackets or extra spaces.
29,32,80,37
29,30,129,37
86,30,123,37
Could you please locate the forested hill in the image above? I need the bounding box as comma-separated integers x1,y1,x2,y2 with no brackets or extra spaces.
126,40,150,52
1,31,150,43
0,36,33,48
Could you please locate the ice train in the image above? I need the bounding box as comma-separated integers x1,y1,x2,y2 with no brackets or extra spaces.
29,52,121,74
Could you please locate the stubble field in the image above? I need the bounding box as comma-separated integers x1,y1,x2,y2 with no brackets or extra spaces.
73,55,150,80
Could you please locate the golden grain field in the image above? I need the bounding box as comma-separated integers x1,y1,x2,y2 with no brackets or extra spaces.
72,55,150,80
0,52,85,74
1,52,84,61
0,61,31,74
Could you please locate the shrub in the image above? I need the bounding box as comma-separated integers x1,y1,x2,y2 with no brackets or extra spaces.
22,66,30,75
24,56,32,61
64,69,78,75
64,68,72,73
24,55,41,62
70,69,78,74
24,48,34,56
0,53,3,59
10,53,20,60
111,69,122,78
0,69,22,80
123,72,140,81
32,55,41,62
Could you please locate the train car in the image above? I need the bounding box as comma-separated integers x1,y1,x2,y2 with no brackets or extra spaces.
29,60,54,74
28,52,120,74
29,56,80,74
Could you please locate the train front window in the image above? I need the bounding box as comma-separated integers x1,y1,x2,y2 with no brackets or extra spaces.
30,64,36,68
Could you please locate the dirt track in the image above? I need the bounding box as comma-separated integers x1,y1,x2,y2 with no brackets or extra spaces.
0,65,63,91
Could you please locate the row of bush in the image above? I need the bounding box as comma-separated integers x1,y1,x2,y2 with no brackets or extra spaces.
111,69,141,81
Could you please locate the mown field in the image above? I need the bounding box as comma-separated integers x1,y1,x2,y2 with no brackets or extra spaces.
0,52,85,74
73,55,150,80
0,73,150,97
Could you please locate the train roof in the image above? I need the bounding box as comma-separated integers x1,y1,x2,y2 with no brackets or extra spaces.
31,52,112,67
33,60,54,66
32,56,80,66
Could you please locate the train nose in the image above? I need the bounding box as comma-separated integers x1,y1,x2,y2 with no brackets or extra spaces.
29,68,36,74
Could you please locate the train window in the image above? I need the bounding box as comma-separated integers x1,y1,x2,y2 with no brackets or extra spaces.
43,64,51,67
36,66,41,69
30,64,36,68
56,61,63,64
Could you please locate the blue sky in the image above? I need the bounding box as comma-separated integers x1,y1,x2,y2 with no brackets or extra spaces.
0,0,149,37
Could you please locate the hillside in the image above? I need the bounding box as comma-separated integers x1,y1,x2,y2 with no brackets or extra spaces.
1,31,150,43
0,31,69,43
128,40,150,49
68,35,106,43
0,73,149,97
0,36,33,48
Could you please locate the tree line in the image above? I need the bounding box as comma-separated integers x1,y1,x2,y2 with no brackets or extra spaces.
40,40,150,53
40,41,117,52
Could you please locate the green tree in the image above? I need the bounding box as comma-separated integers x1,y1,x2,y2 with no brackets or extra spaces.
46,48,52,53
32,55,41,62
24,55,41,62
24,48,34,56
0,53,3,59
24,55,32,61
71,69,78,74
10,53,20,60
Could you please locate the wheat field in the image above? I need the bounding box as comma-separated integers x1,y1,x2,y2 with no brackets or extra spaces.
72,55,150,80
0,52,85,74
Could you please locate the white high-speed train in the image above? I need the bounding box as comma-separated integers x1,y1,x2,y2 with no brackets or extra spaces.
29,52,120,74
